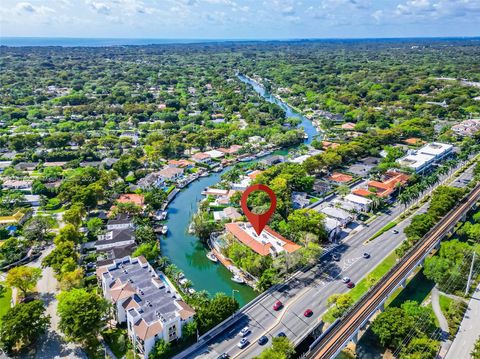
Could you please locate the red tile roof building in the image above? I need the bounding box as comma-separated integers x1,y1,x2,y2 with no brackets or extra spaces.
327,172,353,183
225,222,301,257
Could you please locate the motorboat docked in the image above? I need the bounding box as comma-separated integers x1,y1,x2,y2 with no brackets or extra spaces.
238,156,255,162
155,225,168,234
153,210,168,221
206,251,218,263
304,133,309,139
188,288,196,294
231,275,245,284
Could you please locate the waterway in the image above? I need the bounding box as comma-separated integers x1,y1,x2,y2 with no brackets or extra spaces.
161,74,319,307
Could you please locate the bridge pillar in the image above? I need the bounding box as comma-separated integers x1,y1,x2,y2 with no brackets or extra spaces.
378,302,385,312
400,278,407,288
351,331,359,344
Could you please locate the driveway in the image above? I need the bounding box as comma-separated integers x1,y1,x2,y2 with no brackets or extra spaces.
23,246,87,359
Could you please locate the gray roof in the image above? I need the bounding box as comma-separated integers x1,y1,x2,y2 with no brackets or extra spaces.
96,228,134,246
107,259,181,324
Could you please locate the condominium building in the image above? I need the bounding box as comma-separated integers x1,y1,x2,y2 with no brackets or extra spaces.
98,256,195,358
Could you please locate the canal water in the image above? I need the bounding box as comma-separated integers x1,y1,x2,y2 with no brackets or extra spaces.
161,75,319,307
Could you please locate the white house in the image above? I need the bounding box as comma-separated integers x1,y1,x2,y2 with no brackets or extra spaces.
344,194,372,212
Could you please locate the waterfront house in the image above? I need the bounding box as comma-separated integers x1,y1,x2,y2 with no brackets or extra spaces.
191,152,212,164
225,222,301,257
158,167,184,182
95,227,135,251
204,149,225,159
213,207,242,222
97,256,195,359
167,159,194,168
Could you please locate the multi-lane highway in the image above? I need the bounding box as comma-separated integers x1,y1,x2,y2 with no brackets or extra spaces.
174,162,475,359
309,183,480,359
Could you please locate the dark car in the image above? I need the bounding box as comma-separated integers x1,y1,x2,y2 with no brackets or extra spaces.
273,300,283,311
331,253,340,261
304,309,313,317
347,281,355,288
277,332,287,338
258,335,268,345
363,252,370,259
217,354,230,359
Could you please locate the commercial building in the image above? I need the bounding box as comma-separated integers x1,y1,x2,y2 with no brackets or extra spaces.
396,142,453,173
98,256,195,358
225,222,301,257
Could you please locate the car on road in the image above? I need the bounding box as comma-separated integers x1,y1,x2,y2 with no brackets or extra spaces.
342,276,351,283
392,229,399,234
217,354,229,359
239,326,250,337
237,338,249,349
347,281,355,288
331,253,340,261
273,300,283,311
277,332,287,337
304,309,313,317
258,335,268,345
363,252,370,259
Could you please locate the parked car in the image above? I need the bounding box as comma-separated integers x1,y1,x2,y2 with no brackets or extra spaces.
273,300,283,311
217,354,229,359
304,309,313,317
342,276,351,283
239,326,250,337
347,281,355,288
363,252,370,259
237,338,249,349
258,335,268,345
277,332,287,337
331,253,340,261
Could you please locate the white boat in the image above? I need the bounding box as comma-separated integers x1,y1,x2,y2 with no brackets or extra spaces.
231,275,245,284
188,288,196,294
179,278,189,285
206,252,218,263
304,133,309,139
154,210,167,220
161,225,168,235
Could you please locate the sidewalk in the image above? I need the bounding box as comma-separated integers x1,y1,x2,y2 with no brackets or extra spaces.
444,283,480,359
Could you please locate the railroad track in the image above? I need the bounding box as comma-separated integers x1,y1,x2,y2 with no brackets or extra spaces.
309,184,480,359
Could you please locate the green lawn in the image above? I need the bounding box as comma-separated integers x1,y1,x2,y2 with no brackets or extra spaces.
323,252,398,323
102,328,129,358
387,270,435,307
368,221,398,242
0,284,12,324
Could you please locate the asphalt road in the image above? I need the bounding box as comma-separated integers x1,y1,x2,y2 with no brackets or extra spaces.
176,162,475,359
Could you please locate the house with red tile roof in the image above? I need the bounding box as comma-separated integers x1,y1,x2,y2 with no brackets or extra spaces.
327,172,353,183
117,194,145,207
341,122,356,130
168,159,194,168
353,171,410,198
225,222,301,257
191,152,212,164
218,145,243,154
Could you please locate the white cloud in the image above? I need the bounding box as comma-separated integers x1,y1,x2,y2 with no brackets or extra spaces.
86,1,111,14
15,2,56,15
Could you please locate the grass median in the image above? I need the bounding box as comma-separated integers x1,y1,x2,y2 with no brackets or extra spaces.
323,252,398,324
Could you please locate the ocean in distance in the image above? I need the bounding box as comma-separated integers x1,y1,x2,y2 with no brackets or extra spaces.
1,36,479,47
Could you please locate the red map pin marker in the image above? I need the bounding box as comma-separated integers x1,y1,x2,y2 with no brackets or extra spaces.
240,184,277,236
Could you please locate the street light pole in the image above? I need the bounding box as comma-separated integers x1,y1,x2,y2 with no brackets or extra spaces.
465,251,477,296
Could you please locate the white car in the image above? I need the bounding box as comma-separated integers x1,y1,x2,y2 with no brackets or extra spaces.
237,338,249,349
342,277,351,283
239,326,250,337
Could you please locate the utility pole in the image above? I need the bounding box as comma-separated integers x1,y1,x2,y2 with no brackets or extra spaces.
465,251,477,296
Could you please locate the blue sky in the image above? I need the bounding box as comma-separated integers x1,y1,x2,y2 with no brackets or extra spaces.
0,0,479,39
